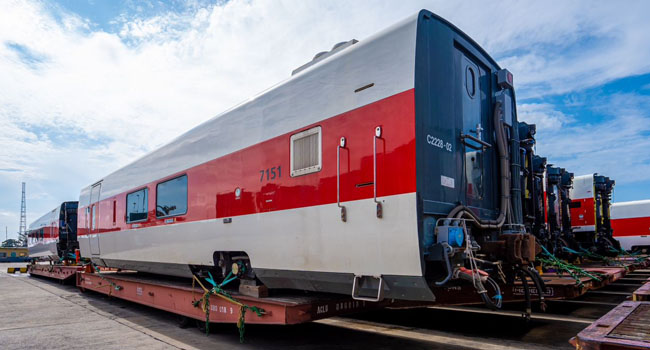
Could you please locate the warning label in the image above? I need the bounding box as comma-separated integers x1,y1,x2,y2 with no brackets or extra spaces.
441,175,455,189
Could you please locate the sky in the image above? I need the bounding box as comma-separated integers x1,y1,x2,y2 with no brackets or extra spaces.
1,0,650,240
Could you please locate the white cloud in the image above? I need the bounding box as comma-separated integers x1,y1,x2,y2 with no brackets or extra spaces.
532,93,650,185
0,0,422,236
447,1,650,97
1,0,650,238
518,103,573,131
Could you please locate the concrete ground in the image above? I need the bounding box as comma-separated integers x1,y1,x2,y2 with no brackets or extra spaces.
1,262,586,349
0,262,470,350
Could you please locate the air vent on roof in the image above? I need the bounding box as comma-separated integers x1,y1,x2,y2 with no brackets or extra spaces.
292,39,358,76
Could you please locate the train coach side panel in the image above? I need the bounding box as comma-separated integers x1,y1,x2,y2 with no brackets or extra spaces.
82,90,419,277
612,200,650,250
78,15,422,280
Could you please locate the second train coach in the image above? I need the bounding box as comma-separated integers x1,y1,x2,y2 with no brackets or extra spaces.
28,201,79,260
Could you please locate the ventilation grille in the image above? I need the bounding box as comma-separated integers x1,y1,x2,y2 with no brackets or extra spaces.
291,127,321,177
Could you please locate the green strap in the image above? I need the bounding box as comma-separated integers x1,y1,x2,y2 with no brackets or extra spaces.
539,245,603,285
561,246,582,255
192,272,265,343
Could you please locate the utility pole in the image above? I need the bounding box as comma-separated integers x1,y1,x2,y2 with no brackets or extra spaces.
19,182,27,246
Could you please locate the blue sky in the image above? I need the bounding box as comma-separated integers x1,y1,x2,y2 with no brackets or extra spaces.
1,1,650,240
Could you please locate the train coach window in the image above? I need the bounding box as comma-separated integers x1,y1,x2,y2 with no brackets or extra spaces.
465,65,476,98
126,188,148,223
156,175,188,218
92,205,96,230
290,126,322,177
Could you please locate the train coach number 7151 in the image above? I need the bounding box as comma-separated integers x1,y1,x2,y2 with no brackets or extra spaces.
260,166,282,182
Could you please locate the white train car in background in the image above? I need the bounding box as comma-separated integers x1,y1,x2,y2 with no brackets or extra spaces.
27,207,59,260
611,200,650,252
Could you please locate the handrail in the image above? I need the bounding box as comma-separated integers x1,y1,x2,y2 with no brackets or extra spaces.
460,132,492,149
337,137,347,222
373,126,383,218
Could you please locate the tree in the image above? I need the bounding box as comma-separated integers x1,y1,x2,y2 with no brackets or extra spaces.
1,238,21,248
17,232,27,247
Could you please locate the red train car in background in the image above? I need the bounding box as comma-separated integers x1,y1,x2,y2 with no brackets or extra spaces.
569,173,619,253
611,200,650,252
570,174,598,232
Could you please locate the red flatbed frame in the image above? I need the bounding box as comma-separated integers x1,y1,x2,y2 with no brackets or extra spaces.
76,271,396,325
28,263,86,282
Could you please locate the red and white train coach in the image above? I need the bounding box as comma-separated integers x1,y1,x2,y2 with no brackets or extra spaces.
611,200,650,252
78,10,527,302
28,201,79,260
569,173,618,249
28,207,59,259
570,174,598,233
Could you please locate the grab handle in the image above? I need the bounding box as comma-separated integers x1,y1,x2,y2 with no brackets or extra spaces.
460,132,492,150
373,126,383,218
337,137,347,222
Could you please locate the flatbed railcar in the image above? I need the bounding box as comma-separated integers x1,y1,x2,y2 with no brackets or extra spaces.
75,270,402,327
78,10,540,303
27,201,79,260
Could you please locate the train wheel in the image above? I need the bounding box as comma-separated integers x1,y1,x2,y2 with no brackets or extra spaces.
177,315,192,329
196,320,208,334
558,238,578,262
597,236,621,257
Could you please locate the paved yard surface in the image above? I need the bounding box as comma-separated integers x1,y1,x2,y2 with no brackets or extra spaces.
0,263,474,350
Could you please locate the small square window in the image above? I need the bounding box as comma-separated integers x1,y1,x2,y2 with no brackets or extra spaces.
156,175,188,218
126,188,148,223
290,126,322,177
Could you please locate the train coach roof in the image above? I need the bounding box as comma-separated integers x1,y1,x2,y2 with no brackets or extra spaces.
611,199,650,219
612,200,650,207
80,13,420,203
28,206,58,231
80,10,501,204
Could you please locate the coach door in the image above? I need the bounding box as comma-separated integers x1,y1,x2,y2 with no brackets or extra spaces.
456,49,493,209
89,182,102,255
